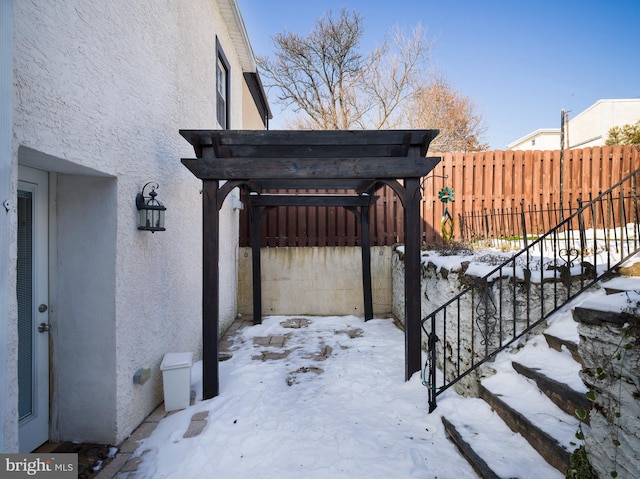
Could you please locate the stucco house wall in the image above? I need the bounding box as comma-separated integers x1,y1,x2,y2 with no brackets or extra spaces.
2,0,265,451
242,74,271,129
1,0,14,452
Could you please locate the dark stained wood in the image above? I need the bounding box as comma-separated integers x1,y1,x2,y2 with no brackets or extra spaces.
180,129,442,399
181,156,440,181
275,201,285,247
251,179,375,192
296,196,306,245
404,177,422,380
202,180,220,400
360,205,373,320
249,194,374,207
309,196,318,246
318,199,327,246
250,201,264,325
180,129,438,157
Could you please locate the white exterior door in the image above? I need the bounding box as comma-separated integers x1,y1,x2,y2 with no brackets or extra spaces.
17,165,49,452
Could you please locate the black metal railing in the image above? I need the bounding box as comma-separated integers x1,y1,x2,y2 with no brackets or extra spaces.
422,167,640,412
458,201,584,249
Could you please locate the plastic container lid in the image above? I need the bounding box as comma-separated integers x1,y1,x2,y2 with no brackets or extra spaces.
160,352,193,371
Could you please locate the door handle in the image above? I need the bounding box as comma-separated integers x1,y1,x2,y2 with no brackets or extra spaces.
38,323,51,333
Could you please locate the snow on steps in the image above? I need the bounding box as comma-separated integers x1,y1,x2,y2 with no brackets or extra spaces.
543,332,582,366
441,327,588,478
439,397,563,479
510,362,591,425
600,276,640,295
439,262,640,477
438,271,640,477
479,371,578,473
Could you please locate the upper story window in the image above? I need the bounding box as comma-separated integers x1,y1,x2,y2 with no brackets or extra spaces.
216,38,230,129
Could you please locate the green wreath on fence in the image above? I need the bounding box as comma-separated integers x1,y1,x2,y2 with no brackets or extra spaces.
438,186,455,243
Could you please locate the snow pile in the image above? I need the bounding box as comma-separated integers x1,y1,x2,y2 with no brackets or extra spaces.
133,290,603,478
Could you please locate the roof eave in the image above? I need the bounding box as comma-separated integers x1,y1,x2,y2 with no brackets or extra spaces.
218,0,256,72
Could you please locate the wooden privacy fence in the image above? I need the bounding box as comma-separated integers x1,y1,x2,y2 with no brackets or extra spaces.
239,145,640,247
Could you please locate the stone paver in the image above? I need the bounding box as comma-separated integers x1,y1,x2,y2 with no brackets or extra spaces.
119,422,157,454
253,336,271,346
119,453,146,473
280,318,311,329
94,452,130,479
183,411,209,439
253,350,291,361
268,335,288,347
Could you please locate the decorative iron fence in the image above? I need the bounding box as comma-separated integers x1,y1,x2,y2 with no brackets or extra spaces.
458,191,640,250
421,166,640,412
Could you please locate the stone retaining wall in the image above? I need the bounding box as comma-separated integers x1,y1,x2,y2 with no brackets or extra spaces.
392,247,579,394
575,298,640,479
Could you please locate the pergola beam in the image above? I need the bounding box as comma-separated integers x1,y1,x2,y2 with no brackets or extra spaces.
248,194,376,207
181,129,435,156
182,156,440,181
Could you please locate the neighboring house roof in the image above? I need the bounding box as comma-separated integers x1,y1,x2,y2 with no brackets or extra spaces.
507,128,560,150
508,98,640,150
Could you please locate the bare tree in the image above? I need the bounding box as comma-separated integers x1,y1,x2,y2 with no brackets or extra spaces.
259,8,432,130
356,24,432,129
407,76,489,152
259,8,488,152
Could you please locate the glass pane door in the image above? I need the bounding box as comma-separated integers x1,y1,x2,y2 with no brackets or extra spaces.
17,189,34,420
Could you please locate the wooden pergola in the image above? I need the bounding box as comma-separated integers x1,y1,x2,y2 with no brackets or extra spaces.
180,130,440,400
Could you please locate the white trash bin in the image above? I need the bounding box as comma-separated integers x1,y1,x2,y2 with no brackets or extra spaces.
160,352,193,411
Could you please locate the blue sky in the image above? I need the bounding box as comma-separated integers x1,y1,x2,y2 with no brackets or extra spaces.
237,0,640,149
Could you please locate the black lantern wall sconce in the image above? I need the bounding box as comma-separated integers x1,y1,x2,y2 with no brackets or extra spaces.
136,182,166,232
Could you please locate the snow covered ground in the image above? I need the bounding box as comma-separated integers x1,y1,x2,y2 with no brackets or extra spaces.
131,287,606,479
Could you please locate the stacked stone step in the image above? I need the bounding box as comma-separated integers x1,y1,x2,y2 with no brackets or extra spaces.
572,291,640,479
441,327,586,478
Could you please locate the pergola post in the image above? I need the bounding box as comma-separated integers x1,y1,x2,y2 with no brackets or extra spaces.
202,179,220,399
404,177,422,380
360,204,374,321
250,200,263,325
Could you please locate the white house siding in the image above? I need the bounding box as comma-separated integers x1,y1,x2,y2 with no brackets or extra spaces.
506,128,561,151
507,99,640,151
6,0,252,450
567,99,640,149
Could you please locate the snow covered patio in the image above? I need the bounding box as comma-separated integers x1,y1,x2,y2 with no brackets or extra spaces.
96,293,604,479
